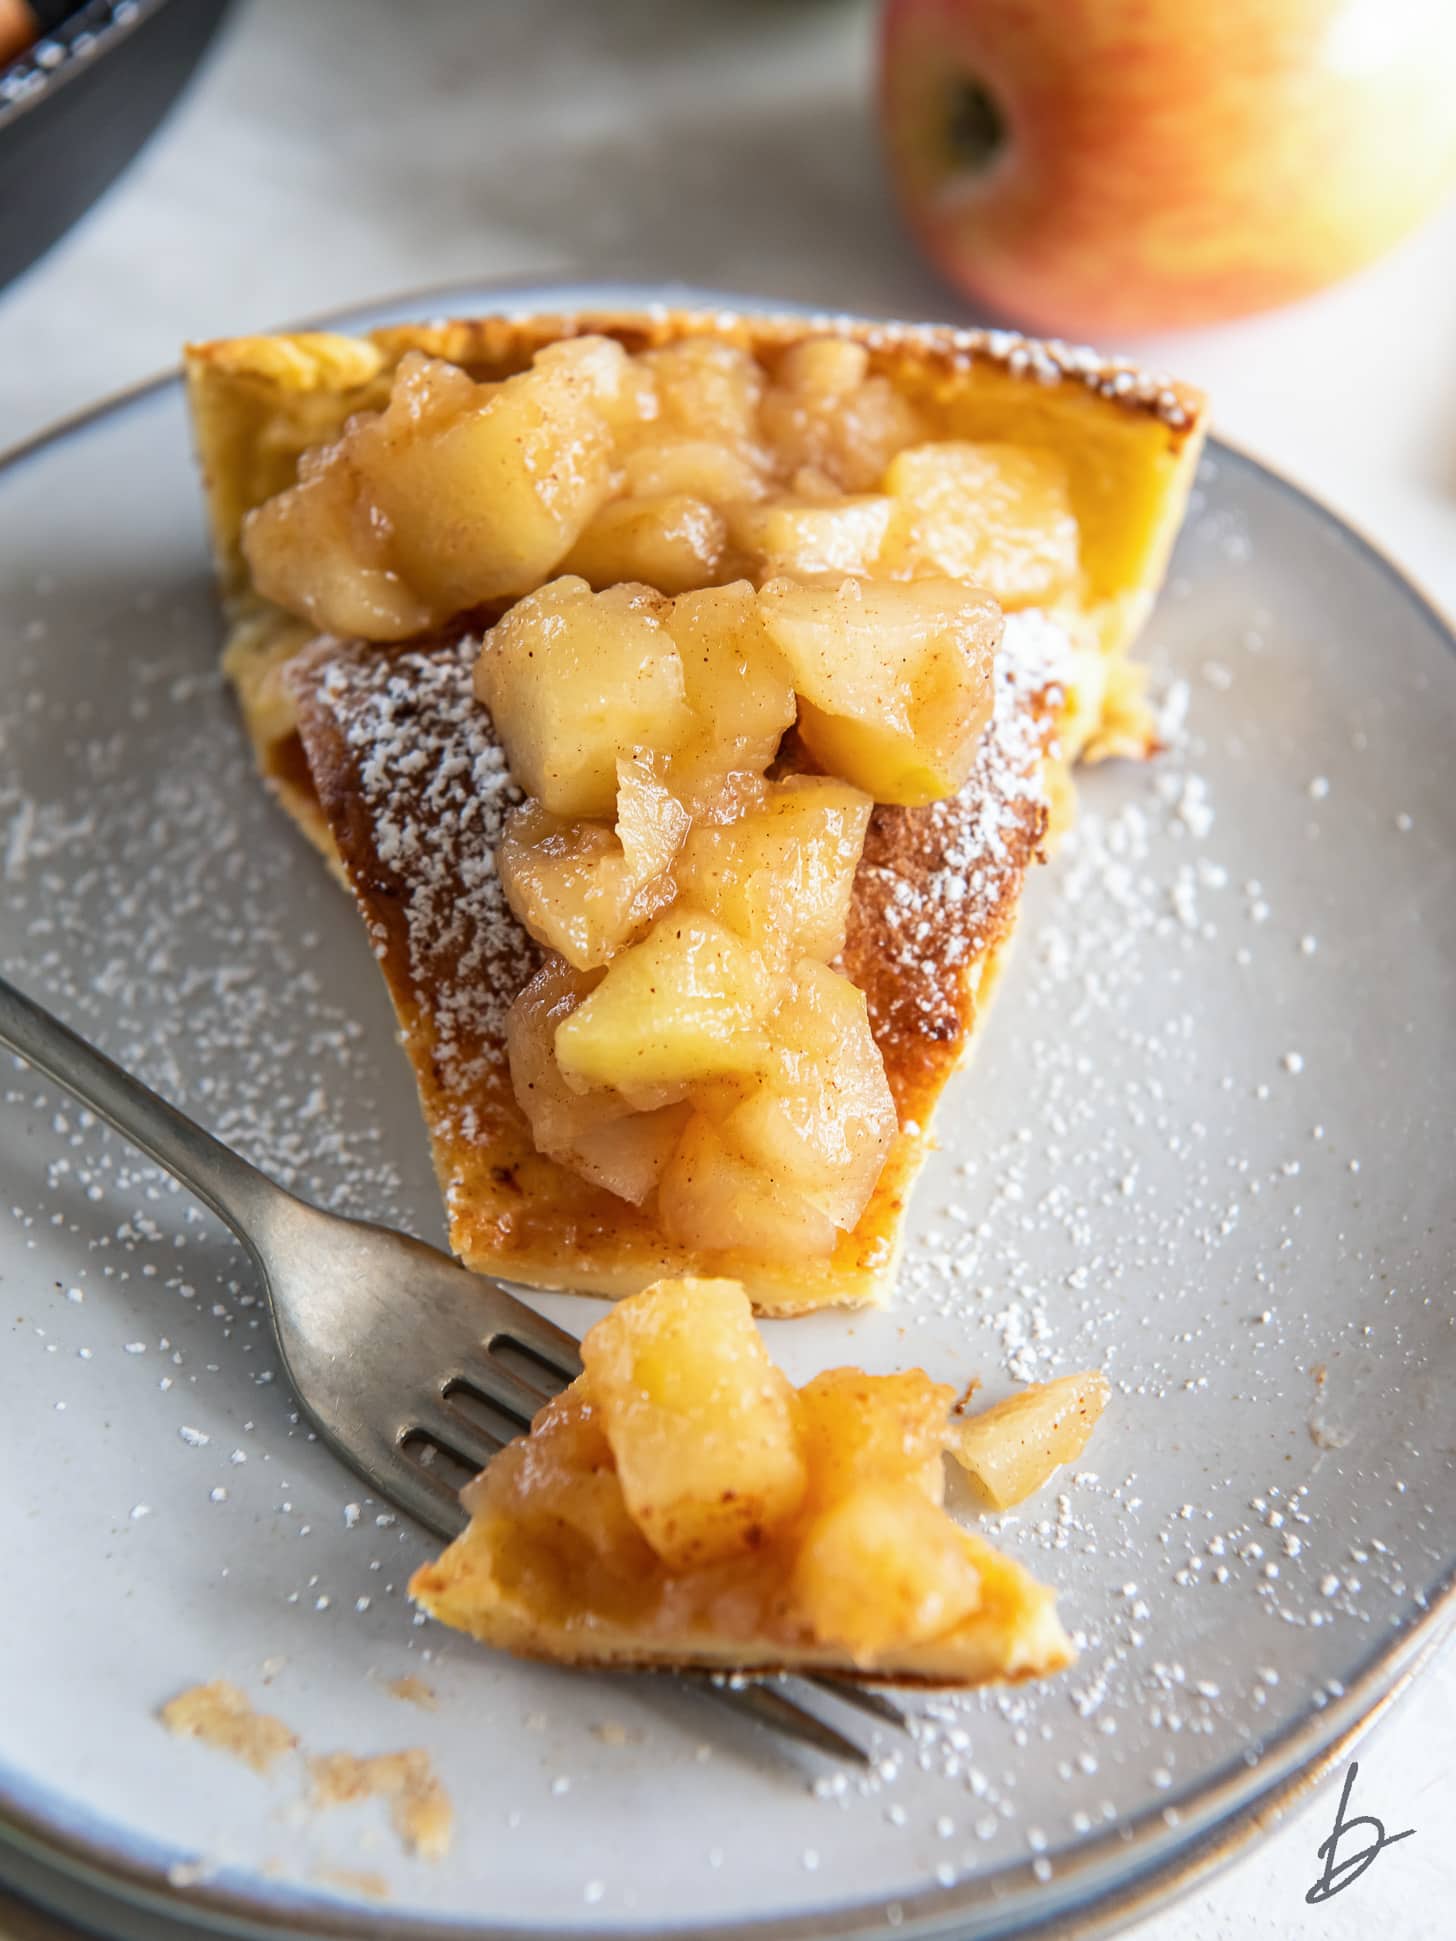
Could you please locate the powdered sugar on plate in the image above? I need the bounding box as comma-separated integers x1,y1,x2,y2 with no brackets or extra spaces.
311,637,530,1082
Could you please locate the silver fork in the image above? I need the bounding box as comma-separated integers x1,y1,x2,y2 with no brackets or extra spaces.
0,974,906,1766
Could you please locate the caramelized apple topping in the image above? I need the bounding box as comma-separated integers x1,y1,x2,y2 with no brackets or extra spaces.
242,330,1082,638
474,580,693,818
580,1277,807,1569
759,576,1000,805
496,757,687,973
410,1277,1084,1680
476,545,1004,1254
242,341,627,638
505,957,691,1206
673,775,871,964
242,330,1091,1258
480,564,956,1256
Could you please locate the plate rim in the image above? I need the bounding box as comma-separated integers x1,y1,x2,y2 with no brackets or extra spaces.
1,272,1453,1941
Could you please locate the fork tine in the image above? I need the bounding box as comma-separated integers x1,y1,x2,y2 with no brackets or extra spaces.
410,1400,508,1478
688,1677,872,1767
337,1431,468,1546
485,1301,585,1382
808,1679,911,1731
446,1352,551,1431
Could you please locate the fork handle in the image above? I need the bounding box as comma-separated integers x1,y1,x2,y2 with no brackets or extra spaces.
0,973,287,1247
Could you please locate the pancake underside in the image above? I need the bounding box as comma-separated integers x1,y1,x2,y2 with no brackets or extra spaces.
410,1519,1072,1687
289,613,1062,1313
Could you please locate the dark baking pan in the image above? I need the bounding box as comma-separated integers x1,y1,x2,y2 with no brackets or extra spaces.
0,0,234,294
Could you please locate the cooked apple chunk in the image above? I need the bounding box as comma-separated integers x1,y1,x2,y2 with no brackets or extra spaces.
673,775,871,962
798,1368,953,1510
644,957,895,1252
505,957,690,1204
242,344,623,637
366,349,618,613
759,576,1002,805
581,1277,807,1568
497,812,641,972
620,438,768,505
883,442,1081,609
498,759,687,970
475,580,693,819
759,338,927,493
479,578,797,818
639,339,765,448
947,1371,1112,1508
660,581,797,798
240,445,436,644
464,1385,657,1611
791,1482,984,1655
715,960,897,1230
656,1112,840,1259
553,912,778,1092
410,1277,1075,1684
562,493,727,595
613,754,691,876
725,494,894,579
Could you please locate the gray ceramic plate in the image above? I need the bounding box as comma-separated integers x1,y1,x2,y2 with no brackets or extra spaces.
0,282,1452,1941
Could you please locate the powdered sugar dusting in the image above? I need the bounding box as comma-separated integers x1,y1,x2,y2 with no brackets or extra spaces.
884,610,1065,980
843,611,1065,1074
303,613,1067,1123
308,639,532,1092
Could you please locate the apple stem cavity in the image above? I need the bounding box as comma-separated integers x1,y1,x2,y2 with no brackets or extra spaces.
945,77,1005,175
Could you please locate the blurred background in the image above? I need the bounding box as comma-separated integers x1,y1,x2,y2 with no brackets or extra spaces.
2,0,1455,504
0,3,1452,1936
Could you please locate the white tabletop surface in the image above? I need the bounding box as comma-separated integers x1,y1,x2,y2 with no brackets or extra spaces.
0,1,1451,1936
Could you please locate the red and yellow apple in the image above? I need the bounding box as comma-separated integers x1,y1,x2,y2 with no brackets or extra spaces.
880,0,1456,334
